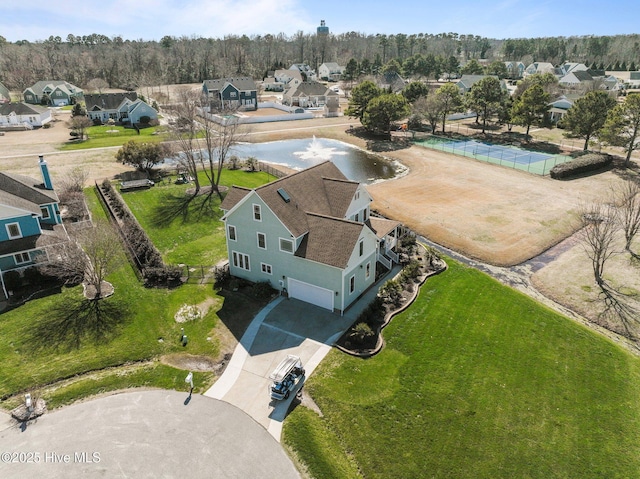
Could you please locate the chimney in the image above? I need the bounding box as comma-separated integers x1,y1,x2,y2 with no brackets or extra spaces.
39,155,54,190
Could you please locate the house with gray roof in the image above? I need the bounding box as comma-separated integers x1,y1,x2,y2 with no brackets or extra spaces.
0,103,52,129
85,93,158,125
523,62,556,77
23,80,83,106
282,81,339,116
0,156,67,298
220,161,402,312
202,77,258,111
455,74,506,94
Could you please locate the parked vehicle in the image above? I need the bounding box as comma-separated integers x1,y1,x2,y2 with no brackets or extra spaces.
269,355,305,400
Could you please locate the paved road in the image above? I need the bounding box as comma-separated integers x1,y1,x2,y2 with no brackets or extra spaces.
0,390,300,479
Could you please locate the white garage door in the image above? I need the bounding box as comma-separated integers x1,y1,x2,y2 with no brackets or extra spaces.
287,278,334,311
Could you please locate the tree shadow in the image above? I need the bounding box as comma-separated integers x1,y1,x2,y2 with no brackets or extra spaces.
150,192,222,228
28,296,131,352
596,282,640,340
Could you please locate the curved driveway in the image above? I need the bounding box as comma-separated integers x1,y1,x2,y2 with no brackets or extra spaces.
0,390,300,479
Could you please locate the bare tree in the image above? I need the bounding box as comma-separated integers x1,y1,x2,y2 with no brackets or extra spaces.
578,201,619,287
86,77,109,93
59,166,89,193
614,179,640,257
67,116,93,141
40,221,123,299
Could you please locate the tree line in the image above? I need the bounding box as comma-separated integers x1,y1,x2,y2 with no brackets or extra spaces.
2,31,640,93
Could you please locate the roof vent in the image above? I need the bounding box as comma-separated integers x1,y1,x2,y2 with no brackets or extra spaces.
277,188,291,203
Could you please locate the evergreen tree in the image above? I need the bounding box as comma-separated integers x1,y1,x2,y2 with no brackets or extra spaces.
562,90,617,150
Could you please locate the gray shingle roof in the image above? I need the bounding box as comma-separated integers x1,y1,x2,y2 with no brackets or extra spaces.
26,80,81,96
0,171,59,208
0,102,49,116
84,92,137,111
203,77,257,93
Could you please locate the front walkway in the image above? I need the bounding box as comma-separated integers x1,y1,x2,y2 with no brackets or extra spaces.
205,265,401,441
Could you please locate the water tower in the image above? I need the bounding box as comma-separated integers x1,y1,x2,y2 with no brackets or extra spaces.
317,20,329,37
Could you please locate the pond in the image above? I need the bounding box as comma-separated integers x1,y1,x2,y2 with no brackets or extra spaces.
169,137,403,183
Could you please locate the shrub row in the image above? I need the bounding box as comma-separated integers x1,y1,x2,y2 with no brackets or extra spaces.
550,153,613,179
99,180,182,287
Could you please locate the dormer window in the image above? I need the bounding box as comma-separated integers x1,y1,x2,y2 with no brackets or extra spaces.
6,223,21,239
40,207,50,219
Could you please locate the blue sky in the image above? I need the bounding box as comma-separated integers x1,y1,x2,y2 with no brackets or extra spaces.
1,0,639,42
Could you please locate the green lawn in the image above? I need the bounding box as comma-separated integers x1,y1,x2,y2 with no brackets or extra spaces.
59,124,166,150
283,260,640,479
121,169,275,265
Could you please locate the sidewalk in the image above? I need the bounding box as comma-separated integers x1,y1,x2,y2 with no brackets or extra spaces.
205,265,401,441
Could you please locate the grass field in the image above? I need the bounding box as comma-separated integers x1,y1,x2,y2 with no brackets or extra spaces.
59,124,166,150
120,168,275,264
283,260,640,479
0,171,276,408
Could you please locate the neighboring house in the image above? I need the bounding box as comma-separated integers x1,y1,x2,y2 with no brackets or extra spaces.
282,81,339,116
263,69,304,92
0,103,52,129
376,71,407,93
0,156,67,298
85,93,158,125
289,63,317,81
503,61,525,79
318,62,345,81
548,95,574,123
0,82,10,103
559,62,589,76
220,161,402,313
455,74,505,94
202,77,258,111
23,80,83,106
558,70,595,89
628,72,640,88
523,62,556,77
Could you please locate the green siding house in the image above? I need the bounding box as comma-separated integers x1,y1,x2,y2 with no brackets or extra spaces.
23,80,83,106
221,162,401,313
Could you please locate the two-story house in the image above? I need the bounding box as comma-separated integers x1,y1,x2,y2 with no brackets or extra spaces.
23,80,83,106
202,77,258,111
220,161,401,313
282,81,339,116
318,62,345,82
0,156,68,298
85,93,158,125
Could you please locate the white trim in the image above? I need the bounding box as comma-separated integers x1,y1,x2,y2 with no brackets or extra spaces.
227,224,237,241
279,238,294,254
14,252,31,264
253,204,262,221
257,231,267,250
261,263,272,275
6,222,22,239
232,251,250,271
349,274,355,294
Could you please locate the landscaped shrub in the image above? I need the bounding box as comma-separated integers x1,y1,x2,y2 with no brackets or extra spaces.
349,322,375,345
550,153,613,179
380,279,403,306
250,281,277,301
3,270,21,291
139,116,150,125
400,260,422,283
213,267,230,290
143,266,183,287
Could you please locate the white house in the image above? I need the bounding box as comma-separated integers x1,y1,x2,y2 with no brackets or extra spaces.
318,62,345,81
84,93,158,125
0,103,52,129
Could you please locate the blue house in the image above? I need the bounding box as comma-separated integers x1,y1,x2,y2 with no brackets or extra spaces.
0,156,67,297
202,77,258,111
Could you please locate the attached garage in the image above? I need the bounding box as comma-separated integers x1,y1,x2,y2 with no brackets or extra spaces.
287,278,334,311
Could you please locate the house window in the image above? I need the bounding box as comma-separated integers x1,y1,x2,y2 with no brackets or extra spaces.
354,213,359,222
279,238,294,253
40,207,50,219
261,263,272,275
349,275,355,294
257,232,266,249
364,209,369,221
6,223,21,239
232,251,250,271
15,252,30,264
253,204,262,221
230,91,237,98
366,262,371,279
354,191,360,200
359,240,364,256
228,225,237,241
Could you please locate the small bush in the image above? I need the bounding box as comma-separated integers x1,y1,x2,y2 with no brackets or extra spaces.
3,270,21,291
250,281,276,301
349,322,375,345
139,116,151,125
550,153,613,179
407,114,422,130
213,267,230,290
380,279,403,306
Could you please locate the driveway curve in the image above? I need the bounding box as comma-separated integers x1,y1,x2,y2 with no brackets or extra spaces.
0,390,300,479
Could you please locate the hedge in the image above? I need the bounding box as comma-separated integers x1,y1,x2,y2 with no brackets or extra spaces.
549,153,613,179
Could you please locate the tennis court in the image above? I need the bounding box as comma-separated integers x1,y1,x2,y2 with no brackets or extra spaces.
415,137,572,175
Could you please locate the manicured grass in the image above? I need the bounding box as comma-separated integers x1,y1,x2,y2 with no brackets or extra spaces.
0,189,222,403
121,168,275,265
59,124,166,150
284,260,640,478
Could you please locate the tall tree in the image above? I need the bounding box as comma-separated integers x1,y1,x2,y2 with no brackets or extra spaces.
465,76,506,134
345,80,382,121
600,93,640,167
116,140,169,174
402,81,429,103
579,201,618,288
435,83,463,133
510,84,551,140
361,93,410,138
562,90,617,150
412,95,443,133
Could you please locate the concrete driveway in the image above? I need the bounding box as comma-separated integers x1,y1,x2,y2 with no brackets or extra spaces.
0,390,299,479
205,283,389,440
